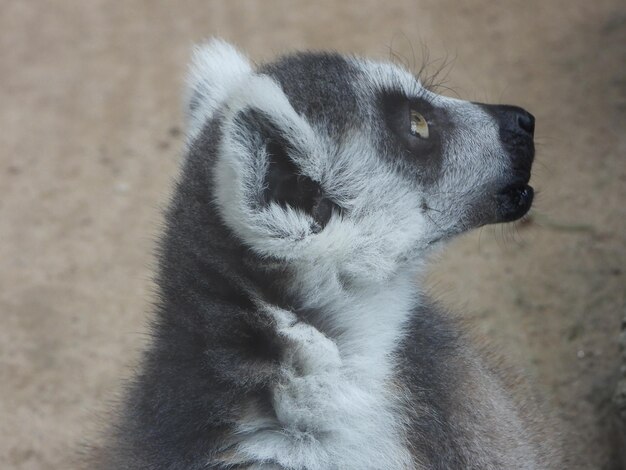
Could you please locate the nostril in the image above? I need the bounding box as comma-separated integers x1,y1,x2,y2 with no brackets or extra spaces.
517,111,535,136
475,103,536,139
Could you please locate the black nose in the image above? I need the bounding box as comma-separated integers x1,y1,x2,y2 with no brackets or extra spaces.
475,103,535,170
480,104,535,138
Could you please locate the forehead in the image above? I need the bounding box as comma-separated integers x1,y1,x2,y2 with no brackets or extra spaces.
259,53,423,135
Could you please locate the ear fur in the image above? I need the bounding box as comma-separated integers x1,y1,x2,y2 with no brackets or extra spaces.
213,74,335,258
185,39,252,141
243,110,337,231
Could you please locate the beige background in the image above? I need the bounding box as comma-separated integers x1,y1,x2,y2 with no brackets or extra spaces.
1,1,625,468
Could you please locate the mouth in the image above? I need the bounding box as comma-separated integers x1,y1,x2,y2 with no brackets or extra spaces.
494,182,534,222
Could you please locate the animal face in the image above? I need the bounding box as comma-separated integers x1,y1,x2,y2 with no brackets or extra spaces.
186,40,535,285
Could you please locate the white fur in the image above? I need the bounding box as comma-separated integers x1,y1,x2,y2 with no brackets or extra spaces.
185,39,253,142
226,271,420,470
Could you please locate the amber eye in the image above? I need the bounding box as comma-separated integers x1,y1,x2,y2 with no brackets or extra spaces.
410,110,429,139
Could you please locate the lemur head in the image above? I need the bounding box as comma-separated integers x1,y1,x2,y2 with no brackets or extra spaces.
186,40,534,292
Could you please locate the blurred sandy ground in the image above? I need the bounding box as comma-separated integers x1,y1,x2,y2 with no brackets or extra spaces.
1,1,624,468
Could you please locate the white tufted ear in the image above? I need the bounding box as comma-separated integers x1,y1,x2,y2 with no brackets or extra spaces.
212,73,329,260
185,39,253,141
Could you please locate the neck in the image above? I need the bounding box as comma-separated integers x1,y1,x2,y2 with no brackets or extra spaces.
288,261,423,379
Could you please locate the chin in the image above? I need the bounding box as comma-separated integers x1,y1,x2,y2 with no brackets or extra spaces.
494,183,534,223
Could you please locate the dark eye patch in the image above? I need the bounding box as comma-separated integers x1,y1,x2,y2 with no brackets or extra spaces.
382,91,436,147
379,90,447,184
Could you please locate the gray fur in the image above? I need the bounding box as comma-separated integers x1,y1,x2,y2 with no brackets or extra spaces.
97,40,560,469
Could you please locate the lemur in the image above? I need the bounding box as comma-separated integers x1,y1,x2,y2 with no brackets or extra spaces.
97,40,560,469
